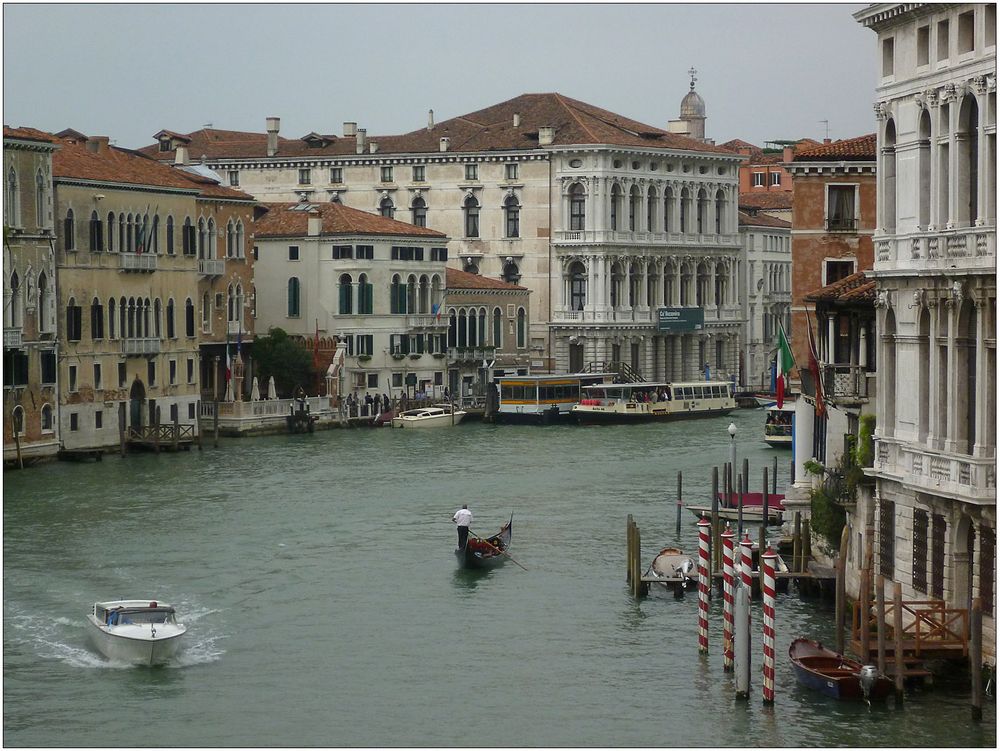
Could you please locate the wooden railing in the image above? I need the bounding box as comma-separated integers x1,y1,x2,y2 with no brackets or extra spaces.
852,596,968,657
127,424,195,443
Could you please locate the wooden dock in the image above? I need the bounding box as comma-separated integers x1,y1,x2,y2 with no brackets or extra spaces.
126,424,195,452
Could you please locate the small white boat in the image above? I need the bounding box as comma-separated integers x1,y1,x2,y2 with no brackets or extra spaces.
764,403,795,448
86,600,186,665
390,404,466,429
647,547,698,591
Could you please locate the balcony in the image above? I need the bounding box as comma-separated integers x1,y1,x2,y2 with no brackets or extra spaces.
820,363,872,403
198,258,225,276
875,225,995,273
873,436,996,505
4,328,22,348
227,320,249,337
406,314,448,330
122,338,161,356
119,253,157,272
553,229,739,247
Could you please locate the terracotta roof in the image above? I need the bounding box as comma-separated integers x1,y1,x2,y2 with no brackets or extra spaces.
4,126,57,143
719,138,761,155
153,129,192,143
52,135,254,201
139,93,737,161
793,134,877,161
804,271,876,304
738,210,790,229
254,202,448,239
738,192,793,211
446,266,527,291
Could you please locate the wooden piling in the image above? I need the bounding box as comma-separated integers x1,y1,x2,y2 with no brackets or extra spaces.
153,408,160,454
971,597,983,721
173,414,180,451
772,455,778,495
835,524,849,655
118,402,126,457
213,400,220,447
802,519,812,569
893,582,904,698
13,429,23,469
676,471,683,538
626,515,633,585
196,401,203,450
792,512,802,573
710,467,719,571
876,575,887,677
737,469,745,539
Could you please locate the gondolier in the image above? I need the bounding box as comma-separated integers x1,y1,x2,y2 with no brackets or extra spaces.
452,504,472,549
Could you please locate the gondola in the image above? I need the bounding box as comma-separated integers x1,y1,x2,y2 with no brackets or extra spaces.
788,638,893,701
455,515,512,569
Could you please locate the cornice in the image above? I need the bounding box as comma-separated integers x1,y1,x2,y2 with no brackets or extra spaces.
208,151,550,171
3,137,60,153
53,176,200,196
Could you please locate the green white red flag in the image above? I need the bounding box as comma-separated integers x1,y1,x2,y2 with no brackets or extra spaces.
775,322,795,408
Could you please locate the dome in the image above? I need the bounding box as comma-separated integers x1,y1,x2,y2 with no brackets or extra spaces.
680,89,705,120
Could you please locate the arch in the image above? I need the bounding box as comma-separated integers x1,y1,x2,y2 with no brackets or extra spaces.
197,217,207,258
628,185,641,231
154,298,161,338
63,208,75,251
108,297,116,339
610,183,622,230
568,260,587,311
955,298,976,453
12,405,25,436
88,210,103,251
287,277,301,317
492,307,503,347
9,270,22,329
129,378,146,429
918,109,932,228
448,310,457,348
957,94,979,226
663,186,674,233
40,403,53,432
166,215,174,254
463,194,480,238
207,217,216,258
379,196,394,219
917,306,930,443
406,274,417,314
358,273,373,314
235,219,245,257
411,195,427,228
516,307,526,348
568,182,586,230
680,187,690,232
183,216,193,255
418,274,430,314
609,261,623,308
339,273,353,314
715,189,726,234
646,185,657,232
696,188,708,234
151,214,159,254
107,212,117,252
90,296,104,340
390,273,404,314
504,193,520,238
458,309,468,347
37,271,50,332
882,306,897,436
883,118,897,231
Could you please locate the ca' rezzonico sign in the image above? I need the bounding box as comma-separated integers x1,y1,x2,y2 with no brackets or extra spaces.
656,307,705,332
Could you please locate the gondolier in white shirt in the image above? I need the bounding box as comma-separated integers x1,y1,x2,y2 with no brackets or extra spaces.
452,504,473,549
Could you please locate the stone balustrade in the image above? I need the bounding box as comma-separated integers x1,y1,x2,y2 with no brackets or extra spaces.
874,435,996,505
875,226,995,272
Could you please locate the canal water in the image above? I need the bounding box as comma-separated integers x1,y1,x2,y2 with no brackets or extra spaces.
3,409,995,747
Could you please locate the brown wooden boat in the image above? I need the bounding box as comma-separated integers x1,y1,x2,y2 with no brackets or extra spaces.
789,638,893,701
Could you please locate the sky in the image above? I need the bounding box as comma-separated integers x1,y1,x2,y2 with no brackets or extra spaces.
3,2,878,151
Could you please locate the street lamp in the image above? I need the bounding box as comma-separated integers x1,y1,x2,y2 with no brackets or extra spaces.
728,421,740,535
728,421,737,472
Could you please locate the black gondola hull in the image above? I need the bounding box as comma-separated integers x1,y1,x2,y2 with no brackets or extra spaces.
455,516,513,569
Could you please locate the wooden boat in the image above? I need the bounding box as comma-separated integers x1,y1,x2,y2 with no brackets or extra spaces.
687,491,786,525
646,547,697,591
788,638,893,701
456,515,512,569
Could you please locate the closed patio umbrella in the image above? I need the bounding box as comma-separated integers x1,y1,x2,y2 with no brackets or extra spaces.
251,376,260,401
267,375,277,400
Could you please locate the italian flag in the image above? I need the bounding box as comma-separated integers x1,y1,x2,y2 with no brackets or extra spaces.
776,323,795,408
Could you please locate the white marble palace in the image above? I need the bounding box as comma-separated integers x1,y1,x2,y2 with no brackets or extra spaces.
142,80,744,380
855,3,996,635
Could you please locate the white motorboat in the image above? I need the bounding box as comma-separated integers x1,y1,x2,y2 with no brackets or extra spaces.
763,403,795,448
390,405,466,428
86,600,186,665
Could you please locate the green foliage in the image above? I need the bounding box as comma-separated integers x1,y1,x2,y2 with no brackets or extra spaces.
803,459,825,476
810,482,847,550
856,414,876,467
252,327,316,399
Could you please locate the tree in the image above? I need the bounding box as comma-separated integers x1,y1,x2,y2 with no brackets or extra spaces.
252,327,316,398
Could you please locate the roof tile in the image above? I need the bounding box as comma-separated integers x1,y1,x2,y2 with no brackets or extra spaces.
793,134,877,161
254,202,447,239
804,271,875,303
446,266,527,291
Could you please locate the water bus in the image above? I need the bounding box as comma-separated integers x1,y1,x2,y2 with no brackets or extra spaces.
571,381,736,425
763,403,795,448
494,373,612,424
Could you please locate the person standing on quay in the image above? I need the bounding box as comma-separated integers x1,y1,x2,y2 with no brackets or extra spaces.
453,504,473,549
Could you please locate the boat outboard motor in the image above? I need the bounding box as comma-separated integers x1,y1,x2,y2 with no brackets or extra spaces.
859,664,879,701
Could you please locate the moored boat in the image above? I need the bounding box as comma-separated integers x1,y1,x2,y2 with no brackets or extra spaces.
494,373,614,424
789,638,893,701
687,491,786,525
390,404,466,428
456,515,512,569
647,547,697,591
571,381,736,424
763,403,794,448
86,600,186,666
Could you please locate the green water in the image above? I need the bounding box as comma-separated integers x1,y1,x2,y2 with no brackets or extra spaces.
3,410,995,746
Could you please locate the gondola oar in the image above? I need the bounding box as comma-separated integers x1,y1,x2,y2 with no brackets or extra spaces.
469,532,528,571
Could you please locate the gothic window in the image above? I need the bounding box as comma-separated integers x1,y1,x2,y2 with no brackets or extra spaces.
108,298,116,339
287,278,301,317
610,184,621,230
647,186,656,231
411,196,427,228
5,166,18,226
569,261,587,312
166,216,174,255
715,189,726,234
90,297,104,339
207,218,216,258
197,217,206,258
516,307,526,348
63,208,75,251
680,188,689,232
504,194,520,238
464,195,480,238
629,186,641,231
493,307,502,347
379,196,394,219
236,220,245,257
35,169,45,227
37,272,50,332
9,271,21,328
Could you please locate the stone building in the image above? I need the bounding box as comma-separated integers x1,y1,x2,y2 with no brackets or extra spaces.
855,2,996,651
51,133,254,450
3,126,60,464
141,85,744,380
737,209,791,390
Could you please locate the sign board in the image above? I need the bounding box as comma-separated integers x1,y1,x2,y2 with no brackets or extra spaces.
405,373,417,386
657,307,705,333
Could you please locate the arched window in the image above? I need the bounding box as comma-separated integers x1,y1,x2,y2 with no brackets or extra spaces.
569,183,586,231
883,118,897,231
647,186,657,231
569,261,587,311
379,196,394,219
610,183,621,230
63,208,75,251
358,273,373,314
91,297,104,339
108,298,116,339
166,298,175,338
41,404,53,433
715,190,726,234
411,196,427,227
153,299,161,338
957,95,979,226
390,274,404,314
226,220,236,257
183,217,193,255
185,298,195,337
37,272,50,332
287,278,301,317
478,308,487,346
463,194,480,238
629,185,641,231
468,308,477,346
35,169,45,227
418,275,429,314
166,216,174,255
12,405,25,437
696,189,708,234
207,218,216,258
119,296,127,339
448,310,457,348
138,213,150,253
516,307,526,348
151,215,159,254
197,217,206,258
406,275,417,314
918,109,932,228
503,260,520,284
664,187,674,232
458,310,468,347
9,271,22,329
234,284,243,329
236,220,244,258
680,188,689,232
107,212,116,252
126,213,134,252
118,213,126,252
493,307,502,347
5,166,18,226
504,194,520,238
339,274,353,314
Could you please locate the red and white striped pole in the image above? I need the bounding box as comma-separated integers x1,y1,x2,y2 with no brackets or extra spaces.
721,524,736,672
740,533,754,591
762,546,777,704
697,515,711,654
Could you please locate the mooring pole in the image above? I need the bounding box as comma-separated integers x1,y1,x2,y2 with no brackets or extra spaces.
711,466,720,571
676,471,683,538
762,546,777,704
697,516,711,654
893,582,905,699
971,596,983,721
876,575,887,678
762,466,769,543
721,524,735,672
196,400,203,450
734,584,751,699
772,454,778,495
792,512,802,573
835,524,849,655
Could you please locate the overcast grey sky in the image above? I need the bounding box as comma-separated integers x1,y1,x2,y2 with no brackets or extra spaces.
4,3,877,150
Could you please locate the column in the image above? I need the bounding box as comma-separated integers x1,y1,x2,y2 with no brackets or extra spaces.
673,262,682,307
976,90,988,226
927,302,940,446
859,324,868,369
974,296,988,456
827,314,836,363
639,261,649,311
793,395,815,485
673,334,684,380
947,97,959,229
709,260,718,311
945,300,958,452
929,102,940,230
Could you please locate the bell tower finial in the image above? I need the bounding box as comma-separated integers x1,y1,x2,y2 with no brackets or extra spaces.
688,67,698,90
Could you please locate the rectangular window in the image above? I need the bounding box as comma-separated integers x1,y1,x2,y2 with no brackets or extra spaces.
330,167,343,183
465,164,478,181
67,303,82,341
70,413,79,431
412,165,425,182
391,372,403,388
187,358,194,383
912,509,928,593
159,141,171,152
41,350,56,385
147,360,156,387
332,245,353,259
881,36,894,77
917,25,930,65
298,168,311,185
289,245,299,261
95,410,103,429
119,362,127,387
937,19,950,61
505,163,518,180
958,10,974,53
431,247,448,262
770,172,781,187
253,245,259,260
69,364,78,392
931,513,945,599
356,245,374,260
188,402,196,419
752,172,765,187
827,185,856,230
169,359,177,385
3,349,28,387
228,170,239,186
878,498,895,578
825,260,855,285
93,363,102,390
381,166,393,183
169,403,178,422
366,373,379,389
981,526,995,612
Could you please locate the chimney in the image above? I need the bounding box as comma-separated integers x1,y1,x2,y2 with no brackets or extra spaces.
343,121,357,137
266,116,280,157
738,146,751,156
823,138,832,144
85,136,109,154
369,142,378,154
427,109,434,130
175,145,189,165
513,113,520,128
538,126,555,146
307,208,322,237
355,128,367,155
783,146,794,162
439,137,450,152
